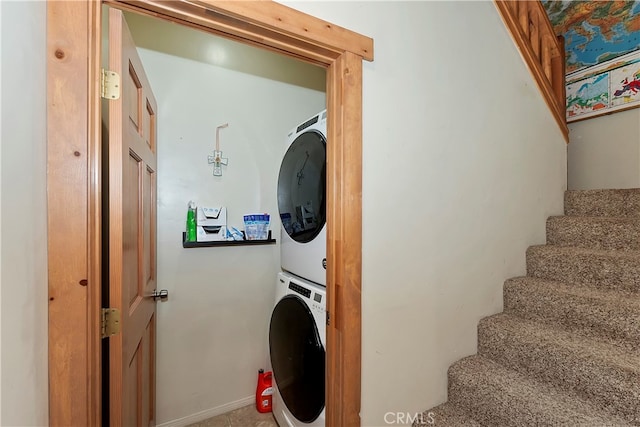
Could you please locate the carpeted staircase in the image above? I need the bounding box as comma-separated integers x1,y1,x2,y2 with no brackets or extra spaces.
415,189,640,427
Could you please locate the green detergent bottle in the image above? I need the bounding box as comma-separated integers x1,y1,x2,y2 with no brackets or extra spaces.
186,201,197,242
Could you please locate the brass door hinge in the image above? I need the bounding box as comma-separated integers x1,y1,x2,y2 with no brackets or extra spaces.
101,308,121,338
100,69,121,100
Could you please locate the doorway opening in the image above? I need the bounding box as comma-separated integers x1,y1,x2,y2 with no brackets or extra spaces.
103,7,326,424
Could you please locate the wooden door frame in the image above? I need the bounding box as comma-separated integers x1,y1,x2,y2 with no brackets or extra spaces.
47,1,372,426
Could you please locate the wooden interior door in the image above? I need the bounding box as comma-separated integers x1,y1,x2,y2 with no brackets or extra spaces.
107,7,158,426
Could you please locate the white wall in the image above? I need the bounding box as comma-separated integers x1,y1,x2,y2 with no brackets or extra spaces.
1,3,3,420
568,108,640,190
0,3,3,420
0,1,49,425
284,2,567,426
0,2,569,426
134,42,325,424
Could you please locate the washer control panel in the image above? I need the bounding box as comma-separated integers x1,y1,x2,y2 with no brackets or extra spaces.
286,277,326,317
310,292,325,316
288,282,311,299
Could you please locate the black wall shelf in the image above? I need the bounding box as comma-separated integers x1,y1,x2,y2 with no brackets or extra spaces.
182,231,276,248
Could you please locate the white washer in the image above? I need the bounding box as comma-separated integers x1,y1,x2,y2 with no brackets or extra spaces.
269,272,326,427
278,110,327,286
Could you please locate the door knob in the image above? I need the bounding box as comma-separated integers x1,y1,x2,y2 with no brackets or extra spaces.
151,289,169,301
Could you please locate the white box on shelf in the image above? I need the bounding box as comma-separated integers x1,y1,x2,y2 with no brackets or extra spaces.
196,206,227,242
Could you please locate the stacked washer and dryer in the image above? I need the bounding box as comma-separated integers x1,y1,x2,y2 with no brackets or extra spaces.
270,110,328,427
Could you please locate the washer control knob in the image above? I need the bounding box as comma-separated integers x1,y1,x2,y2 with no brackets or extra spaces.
322,258,327,269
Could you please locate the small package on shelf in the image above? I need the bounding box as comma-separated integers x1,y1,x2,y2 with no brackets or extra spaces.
244,214,270,240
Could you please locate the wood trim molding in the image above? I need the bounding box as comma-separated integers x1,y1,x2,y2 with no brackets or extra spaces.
494,0,569,142
47,1,102,424
104,0,374,65
87,0,103,423
47,1,371,425
326,51,363,427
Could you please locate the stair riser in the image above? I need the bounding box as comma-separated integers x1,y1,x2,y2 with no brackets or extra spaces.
565,190,640,217
503,280,640,348
547,217,640,251
478,320,640,424
526,248,640,293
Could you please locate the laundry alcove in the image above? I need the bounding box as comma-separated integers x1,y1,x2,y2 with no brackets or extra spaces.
123,10,325,424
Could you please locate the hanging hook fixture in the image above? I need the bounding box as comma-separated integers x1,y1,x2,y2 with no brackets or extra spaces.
208,123,229,176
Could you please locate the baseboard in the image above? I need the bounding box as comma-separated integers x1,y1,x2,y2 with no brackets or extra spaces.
157,395,254,427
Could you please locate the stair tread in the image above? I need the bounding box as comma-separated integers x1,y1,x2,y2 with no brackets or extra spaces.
504,276,640,349
479,313,639,375
526,245,640,292
549,215,640,223
565,189,640,217
547,215,640,251
506,276,639,303
528,243,640,257
413,403,480,427
449,355,632,426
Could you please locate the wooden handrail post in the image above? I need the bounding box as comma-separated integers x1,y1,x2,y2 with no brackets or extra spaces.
551,35,566,112
518,1,529,38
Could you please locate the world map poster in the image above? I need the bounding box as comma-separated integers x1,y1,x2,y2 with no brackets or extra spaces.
543,0,640,73
566,50,640,121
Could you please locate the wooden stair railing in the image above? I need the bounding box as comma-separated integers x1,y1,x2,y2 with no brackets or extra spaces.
494,0,569,142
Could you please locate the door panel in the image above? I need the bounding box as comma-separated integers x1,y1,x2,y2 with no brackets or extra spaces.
108,7,158,426
125,153,141,307
143,101,156,151
143,166,155,287
127,64,142,131
124,346,140,426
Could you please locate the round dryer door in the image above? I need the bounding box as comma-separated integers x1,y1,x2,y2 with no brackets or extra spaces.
277,130,326,243
269,295,325,423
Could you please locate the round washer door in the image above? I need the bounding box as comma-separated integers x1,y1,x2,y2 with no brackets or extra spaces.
277,130,326,243
269,295,325,423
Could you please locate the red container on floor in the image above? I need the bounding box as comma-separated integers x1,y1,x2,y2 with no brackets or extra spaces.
256,369,273,413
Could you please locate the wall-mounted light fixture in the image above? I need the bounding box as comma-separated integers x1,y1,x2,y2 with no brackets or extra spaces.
208,123,229,176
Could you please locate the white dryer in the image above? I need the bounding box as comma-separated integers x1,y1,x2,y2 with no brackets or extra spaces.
269,272,326,427
278,110,327,286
